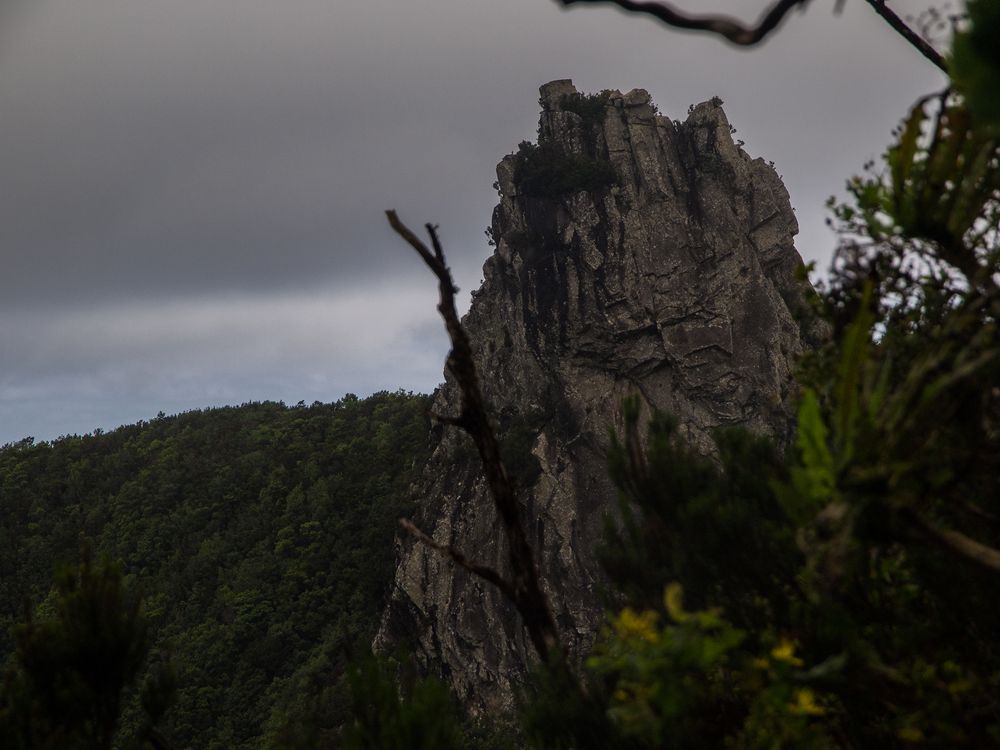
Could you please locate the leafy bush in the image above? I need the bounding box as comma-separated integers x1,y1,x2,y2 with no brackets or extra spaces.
512,141,617,199
341,655,464,750
0,549,174,750
499,420,543,490
559,90,613,129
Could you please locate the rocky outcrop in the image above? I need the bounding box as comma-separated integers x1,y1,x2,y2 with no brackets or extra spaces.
375,80,814,713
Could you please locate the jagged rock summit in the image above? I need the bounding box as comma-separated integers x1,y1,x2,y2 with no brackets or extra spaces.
376,80,813,712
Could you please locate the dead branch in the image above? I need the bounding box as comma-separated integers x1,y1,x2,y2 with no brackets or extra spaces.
555,0,811,46
903,508,1000,573
955,498,1000,529
863,0,948,73
554,0,948,73
398,519,516,601
386,210,561,663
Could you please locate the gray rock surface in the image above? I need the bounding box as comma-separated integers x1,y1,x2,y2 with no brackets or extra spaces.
375,80,814,713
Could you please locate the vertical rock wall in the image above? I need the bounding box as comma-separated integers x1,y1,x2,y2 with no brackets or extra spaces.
375,80,814,713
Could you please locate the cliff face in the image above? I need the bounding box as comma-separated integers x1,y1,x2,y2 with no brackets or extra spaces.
376,80,813,712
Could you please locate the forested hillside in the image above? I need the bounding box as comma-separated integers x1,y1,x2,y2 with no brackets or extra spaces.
0,391,432,749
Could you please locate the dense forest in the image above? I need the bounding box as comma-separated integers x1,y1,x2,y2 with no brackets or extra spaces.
0,392,432,748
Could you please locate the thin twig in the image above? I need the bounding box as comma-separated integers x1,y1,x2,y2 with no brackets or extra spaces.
386,210,561,662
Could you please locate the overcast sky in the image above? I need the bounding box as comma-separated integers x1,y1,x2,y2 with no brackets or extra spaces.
0,0,948,444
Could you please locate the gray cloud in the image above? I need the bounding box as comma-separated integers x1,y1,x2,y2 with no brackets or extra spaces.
0,0,948,442
0,282,448,441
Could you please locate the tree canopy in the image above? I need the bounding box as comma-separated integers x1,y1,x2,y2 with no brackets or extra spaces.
0,392,432,749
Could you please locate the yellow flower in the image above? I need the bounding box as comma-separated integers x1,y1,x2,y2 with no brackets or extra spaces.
788,688,826,716
664,582,689,623
771,638,804,667
615,607,659,643
948,678,973,695
752,657,771,670
896,727,924,742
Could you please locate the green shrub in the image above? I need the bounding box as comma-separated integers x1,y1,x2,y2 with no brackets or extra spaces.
559,90,613,129
342,655,463,750
500,420,543,489
512,141,617,199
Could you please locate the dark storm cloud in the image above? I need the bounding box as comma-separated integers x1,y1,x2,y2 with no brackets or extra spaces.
0,0,948,442
0,0,609,309
0,0,510,308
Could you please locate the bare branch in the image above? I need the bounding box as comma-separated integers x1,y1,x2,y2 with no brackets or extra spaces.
555,0,811,46
863,0,948,74
385,211,443,282
398,519,516,601
428,410,472,430
555,0,949,74
904,509,1000,573
386,210,561,662
955,498,1000,530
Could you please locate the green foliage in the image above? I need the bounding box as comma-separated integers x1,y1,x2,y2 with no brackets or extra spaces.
0,391,433,749
788,86,1000,740
519,651,628,750
530,382,999,746
818,93,999,587
951,0,1000,132
586,586,745,747
0,548,172,750
558,91,613,130
512,141,618,199
340,655,463,750
831,92,1000,259
564,408,838,748
601,398,799,630
498,408,554,490
259,627,356,750
784,389,834,518
586,584,840,750
499,421,543,489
